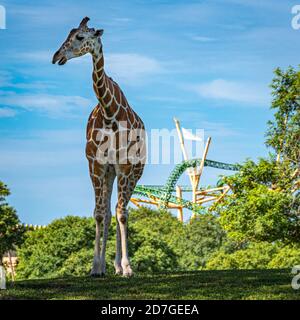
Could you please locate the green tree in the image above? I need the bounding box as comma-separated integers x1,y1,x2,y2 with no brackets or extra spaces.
267,67,300,172
0,181,24,265
215,159,300,243
17,216,96,279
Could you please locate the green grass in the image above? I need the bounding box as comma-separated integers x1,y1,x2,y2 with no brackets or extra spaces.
0,269,299,300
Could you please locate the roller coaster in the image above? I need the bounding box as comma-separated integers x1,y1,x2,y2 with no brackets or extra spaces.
131,118,240,221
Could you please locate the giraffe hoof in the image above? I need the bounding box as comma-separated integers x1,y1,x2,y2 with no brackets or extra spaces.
122,269,134,278
115,269,123,276
114,265,123,275
90,272,105,278
123,272,134,278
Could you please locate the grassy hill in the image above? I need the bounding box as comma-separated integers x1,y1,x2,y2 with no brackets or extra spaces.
0,269,299,300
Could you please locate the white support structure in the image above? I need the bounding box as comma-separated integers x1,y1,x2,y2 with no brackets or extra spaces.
174,118,214,219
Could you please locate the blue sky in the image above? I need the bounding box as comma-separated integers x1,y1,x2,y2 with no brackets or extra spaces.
0,0,299,224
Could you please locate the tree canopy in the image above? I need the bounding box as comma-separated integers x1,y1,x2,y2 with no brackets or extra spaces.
266,67,300,170
214,159,300,243
0,181,24,264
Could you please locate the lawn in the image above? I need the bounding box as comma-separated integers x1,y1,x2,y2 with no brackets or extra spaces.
0,269,299,300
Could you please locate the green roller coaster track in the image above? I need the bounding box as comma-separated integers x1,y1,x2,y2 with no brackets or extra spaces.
133,158,240,213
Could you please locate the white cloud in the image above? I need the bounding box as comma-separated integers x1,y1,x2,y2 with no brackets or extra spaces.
218,0,288,10
190,79,269,105
200,120,239,137
17,50,89,66
9,3,82,27
0,108,17,118
111,17,132,24
0,129,86,168
0,68,56,90
0,149,83,167
160,2,215,24
190,35,216,42
12,82,56,90
17,51,53,63
1,93,93,117
175,112,240,137
106,53,164,83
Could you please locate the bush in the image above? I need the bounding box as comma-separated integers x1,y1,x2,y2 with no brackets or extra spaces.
268,245,300,268
206,242,300,270
57,248,94,277
206,242,278,270
131,239,178,272
176,214,226,270
17,216,96,279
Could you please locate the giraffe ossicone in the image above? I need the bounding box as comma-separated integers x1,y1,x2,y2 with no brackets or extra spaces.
52,17,146,277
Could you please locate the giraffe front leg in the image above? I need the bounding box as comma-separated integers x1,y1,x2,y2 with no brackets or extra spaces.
116,206,133,277
116,174,135,277
114,219,123,275
91,211,104,277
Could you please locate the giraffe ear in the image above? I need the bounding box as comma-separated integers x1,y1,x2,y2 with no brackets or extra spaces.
94,29,104,37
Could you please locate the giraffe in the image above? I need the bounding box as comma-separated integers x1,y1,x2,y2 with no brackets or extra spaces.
52,17,146,277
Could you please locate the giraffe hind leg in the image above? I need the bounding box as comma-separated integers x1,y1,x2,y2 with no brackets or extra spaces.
114,218,123,275
116,174,140,277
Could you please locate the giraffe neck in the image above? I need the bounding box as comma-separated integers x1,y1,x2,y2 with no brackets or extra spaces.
91,46,115,118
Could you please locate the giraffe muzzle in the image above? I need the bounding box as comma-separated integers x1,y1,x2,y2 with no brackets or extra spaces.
52,51,68,65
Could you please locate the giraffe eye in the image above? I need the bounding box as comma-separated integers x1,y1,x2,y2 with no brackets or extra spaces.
76,35,84,41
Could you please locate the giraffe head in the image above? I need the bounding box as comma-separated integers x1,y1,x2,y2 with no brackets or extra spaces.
52,17,104,65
